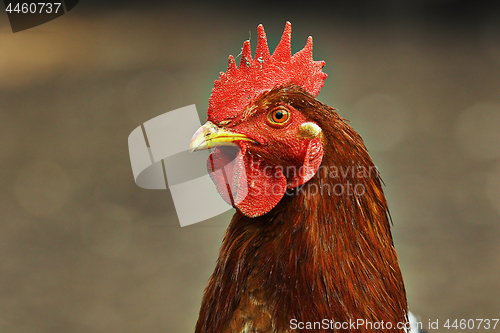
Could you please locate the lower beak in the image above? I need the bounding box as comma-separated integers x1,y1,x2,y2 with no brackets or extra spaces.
189,121,256,152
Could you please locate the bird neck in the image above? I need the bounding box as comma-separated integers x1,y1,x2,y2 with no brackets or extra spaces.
229,145,407,331
196,122,409,333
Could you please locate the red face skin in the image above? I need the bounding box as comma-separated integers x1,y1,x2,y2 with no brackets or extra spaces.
207,95,323,218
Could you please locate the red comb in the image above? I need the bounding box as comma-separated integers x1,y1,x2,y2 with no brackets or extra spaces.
208,22,327,122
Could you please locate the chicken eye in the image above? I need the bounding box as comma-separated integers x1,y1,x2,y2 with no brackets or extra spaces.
268,108,290,125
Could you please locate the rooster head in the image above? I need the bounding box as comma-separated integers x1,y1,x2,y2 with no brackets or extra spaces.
190,22,328,218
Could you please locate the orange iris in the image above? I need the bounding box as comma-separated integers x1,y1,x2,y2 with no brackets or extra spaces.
268,108,290,125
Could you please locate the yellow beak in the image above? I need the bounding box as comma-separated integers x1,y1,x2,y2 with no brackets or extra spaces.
189,121,256,152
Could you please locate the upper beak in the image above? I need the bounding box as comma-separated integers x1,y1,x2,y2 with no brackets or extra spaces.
189,121,256,152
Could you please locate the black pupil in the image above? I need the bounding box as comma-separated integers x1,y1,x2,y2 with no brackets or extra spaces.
275,111,284,120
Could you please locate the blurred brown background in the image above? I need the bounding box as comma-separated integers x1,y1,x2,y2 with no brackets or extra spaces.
1,1,499,332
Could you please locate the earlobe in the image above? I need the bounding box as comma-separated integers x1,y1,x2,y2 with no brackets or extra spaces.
298,122,322,139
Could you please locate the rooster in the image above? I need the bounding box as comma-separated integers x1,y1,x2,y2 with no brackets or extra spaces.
190,22,410,333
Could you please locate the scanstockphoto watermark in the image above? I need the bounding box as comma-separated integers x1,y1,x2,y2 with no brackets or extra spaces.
302,165,380,180
290,318,413,331
253,164,380,181
285,178,367,197
290,318,500,331
246,164,380,197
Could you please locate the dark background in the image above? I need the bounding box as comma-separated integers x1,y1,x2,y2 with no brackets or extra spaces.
1,1,499,332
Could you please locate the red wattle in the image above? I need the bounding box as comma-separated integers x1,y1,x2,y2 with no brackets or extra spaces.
207,146,287,218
